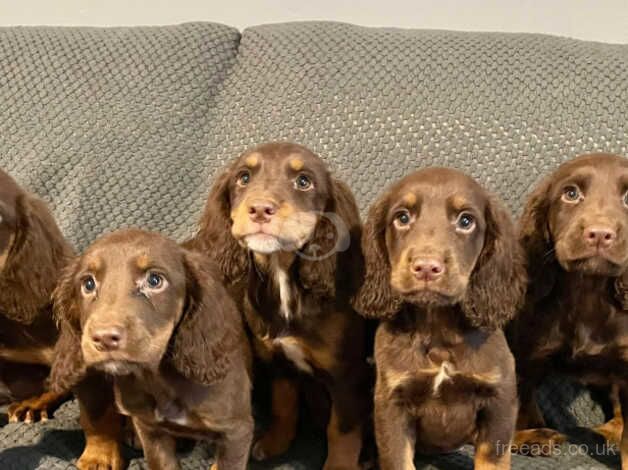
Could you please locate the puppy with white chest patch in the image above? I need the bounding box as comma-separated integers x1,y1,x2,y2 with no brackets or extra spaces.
353,168,526,470
49,229,253,470
188,142,371,470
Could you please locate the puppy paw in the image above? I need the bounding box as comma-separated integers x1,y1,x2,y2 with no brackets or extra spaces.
593,417,623,445
511,428,566,457
7,391,68,423
251,431,293,461
77,440,124,470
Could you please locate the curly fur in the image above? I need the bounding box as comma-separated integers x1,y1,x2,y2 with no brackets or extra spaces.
168,249,243,385
0,193,72,324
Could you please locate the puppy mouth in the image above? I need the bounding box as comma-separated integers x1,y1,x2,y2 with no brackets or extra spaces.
241,232,302,253
91,359,140,376
394,282,460,306
562,255,625,276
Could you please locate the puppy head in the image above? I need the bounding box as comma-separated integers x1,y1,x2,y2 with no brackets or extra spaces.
50,229,239,390
522,154,628,280
355,167,525,329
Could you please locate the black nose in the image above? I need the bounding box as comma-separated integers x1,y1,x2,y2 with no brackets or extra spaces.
91,326,125,352
411,258,445,281
248,200,277,223
583,226,616,249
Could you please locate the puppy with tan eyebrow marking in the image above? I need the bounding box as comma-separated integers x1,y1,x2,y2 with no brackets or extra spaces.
509,154,628,465
187,142,371,470
353,168,526,470
50,229,253,470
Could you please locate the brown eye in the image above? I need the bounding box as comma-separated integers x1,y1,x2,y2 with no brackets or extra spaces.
236,171,251,187
623,190,628,208
394,210,411,227
82,275,96,294
456,212,475,232
295,174,312,190
562,185,581,203
146,272,163,289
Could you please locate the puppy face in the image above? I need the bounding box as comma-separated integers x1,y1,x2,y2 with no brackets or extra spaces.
71,232,188,374
546,154,628,276
227,143,331,254
0,171,20,272
384,168,489,306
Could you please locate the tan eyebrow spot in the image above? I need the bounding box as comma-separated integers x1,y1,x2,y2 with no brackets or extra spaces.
402,193,417,206
245,154,259,168
86,257,103,272
289,158,304,171
136,254,150,270
450,195,469,210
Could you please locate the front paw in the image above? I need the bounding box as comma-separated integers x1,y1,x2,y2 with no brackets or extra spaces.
7,391,68,423
251,430,293,461
77,440,124,470
511,428,566,457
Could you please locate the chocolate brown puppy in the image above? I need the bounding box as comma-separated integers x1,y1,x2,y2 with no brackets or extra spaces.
0,168,72,419
354,168,525,470
510,154,628,466
50,229,253,470
188,142,370,470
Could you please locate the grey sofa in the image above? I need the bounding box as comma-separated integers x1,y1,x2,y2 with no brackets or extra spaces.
0,20,626,469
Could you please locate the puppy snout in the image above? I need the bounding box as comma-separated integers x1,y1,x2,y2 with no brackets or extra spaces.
91,326,126,352
411,258,445,281
248,199,278,224
583,225,616,249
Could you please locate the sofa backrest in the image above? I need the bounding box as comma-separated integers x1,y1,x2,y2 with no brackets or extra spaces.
1,21,627,249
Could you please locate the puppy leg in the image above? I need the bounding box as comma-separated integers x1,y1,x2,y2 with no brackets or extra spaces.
133,418,179,470
8,390,70,423
213,418,253,470
475,397,516,470
374,396,415,470
76,393,124,470
593,384,623,445
251,376,299,460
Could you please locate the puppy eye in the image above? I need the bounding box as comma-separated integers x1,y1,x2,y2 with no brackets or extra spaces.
146,272,164,289
456,213,475,232
623,190,628,208
393,210,412,228
562,185,581,203
294,174,313,191
236,170,251,187
82,275,97,295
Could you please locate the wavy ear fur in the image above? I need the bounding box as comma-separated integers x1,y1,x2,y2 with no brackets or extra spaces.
49,257,87,393
351,194,402,319
168,249,243,385
518,175,558,302
0,193,72,324
461,195,527,330
614,271,628,311
298,178,363,300
191,167,249,284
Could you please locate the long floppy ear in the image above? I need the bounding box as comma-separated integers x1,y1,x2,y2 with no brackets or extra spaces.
168,249,242,385
48,257,87,393
0,193,72,324
518,175,558,302
351,193,402,319
461,196,527,330
190,166,249,284
299,178,363,300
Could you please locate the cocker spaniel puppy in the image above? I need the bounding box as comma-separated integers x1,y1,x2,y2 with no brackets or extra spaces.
353,167,526,470
50,229,253,470
188,142,371,470
0,168,72,420
510,153,628,465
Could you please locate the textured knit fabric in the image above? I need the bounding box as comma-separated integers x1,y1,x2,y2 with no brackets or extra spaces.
0,20,627,469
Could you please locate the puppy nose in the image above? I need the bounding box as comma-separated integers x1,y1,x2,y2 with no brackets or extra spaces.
584,226,616,248
411,258,445,281
248,200,277,223
91,326,125,352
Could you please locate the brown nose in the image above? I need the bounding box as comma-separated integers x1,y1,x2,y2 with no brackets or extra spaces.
91,326,125,352
583,226,616,249
411,258,445,281
248,200,277,223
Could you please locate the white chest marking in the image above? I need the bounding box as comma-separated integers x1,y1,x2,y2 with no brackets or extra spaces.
154,406,189,426
275,268,292,320
274,337,313,374
432,361,453,394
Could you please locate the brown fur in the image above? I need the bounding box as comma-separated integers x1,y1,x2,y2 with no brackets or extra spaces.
188,142,371,469
49,229,253,470
509,154,628,462
353,168,525,470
